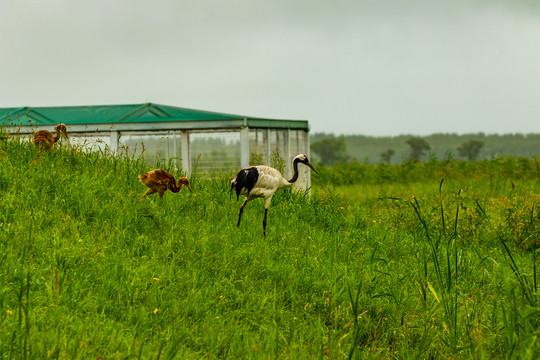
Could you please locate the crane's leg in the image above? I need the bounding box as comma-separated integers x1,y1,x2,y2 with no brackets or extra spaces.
237,200,248,227
262,209,268,237
262,196,273,237
158,188,166,199
138,188,157,202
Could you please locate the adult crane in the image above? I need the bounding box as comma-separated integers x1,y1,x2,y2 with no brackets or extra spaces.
231,153,319,236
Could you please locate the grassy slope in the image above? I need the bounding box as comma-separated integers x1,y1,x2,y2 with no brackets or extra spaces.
0,138,539,359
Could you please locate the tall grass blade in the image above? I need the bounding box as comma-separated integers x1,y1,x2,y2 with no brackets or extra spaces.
475,200,534,305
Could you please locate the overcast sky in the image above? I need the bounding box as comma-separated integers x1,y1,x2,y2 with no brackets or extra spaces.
1,0,539,136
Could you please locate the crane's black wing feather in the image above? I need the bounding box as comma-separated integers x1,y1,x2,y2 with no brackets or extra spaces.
231,167,259,200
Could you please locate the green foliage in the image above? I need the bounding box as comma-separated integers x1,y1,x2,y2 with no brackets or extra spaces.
313,156,540,188
380,148,395,164
406,137,431,161
312,132,540,164
1,135,539,359
311,136,348,165
458,140,485,161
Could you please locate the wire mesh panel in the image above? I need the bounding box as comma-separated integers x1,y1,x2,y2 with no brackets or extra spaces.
118,134,150,162
119,132,181,170
69,134,111,154
249,129,265,165
189,131,240,177
289,130,300,157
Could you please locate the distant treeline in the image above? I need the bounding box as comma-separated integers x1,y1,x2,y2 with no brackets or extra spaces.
310,132,540,165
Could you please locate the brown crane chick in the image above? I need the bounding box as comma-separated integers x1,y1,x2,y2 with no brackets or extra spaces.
138,169,191,200
33,123,69,150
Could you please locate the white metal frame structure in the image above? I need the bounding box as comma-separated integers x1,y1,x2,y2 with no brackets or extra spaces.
1,103,312,190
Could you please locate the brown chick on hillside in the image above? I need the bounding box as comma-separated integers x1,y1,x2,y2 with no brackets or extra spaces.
138,169,191,200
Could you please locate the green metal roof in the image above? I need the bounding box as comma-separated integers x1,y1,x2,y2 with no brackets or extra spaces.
0,103,309,131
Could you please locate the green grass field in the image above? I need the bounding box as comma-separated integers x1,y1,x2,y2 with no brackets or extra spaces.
1,137,539,359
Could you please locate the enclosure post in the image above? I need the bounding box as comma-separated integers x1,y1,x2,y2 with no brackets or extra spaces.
110,130,119,154
306,130,311,195
172,131,178,171
180,130,191,176
240,124,250,168
265,128,270,166
285,129,291,178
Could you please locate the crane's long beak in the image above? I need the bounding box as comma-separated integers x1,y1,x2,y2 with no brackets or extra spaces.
186,184,192,192
307,162,320,175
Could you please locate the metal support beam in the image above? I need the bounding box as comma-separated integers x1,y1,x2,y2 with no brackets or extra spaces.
240,125,250,168
284,129,291,178
305,131,311,195
110,130,119,154
180,130,190,176
6,118,309,135
172,131,178,171
265,128,270,165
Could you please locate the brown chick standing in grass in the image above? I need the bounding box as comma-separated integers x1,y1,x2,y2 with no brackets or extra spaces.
33,123,68,150
138,169,191,200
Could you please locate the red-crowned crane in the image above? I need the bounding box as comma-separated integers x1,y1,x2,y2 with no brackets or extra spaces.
138,169,191,200
33,123,68,150
231,153,319,236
